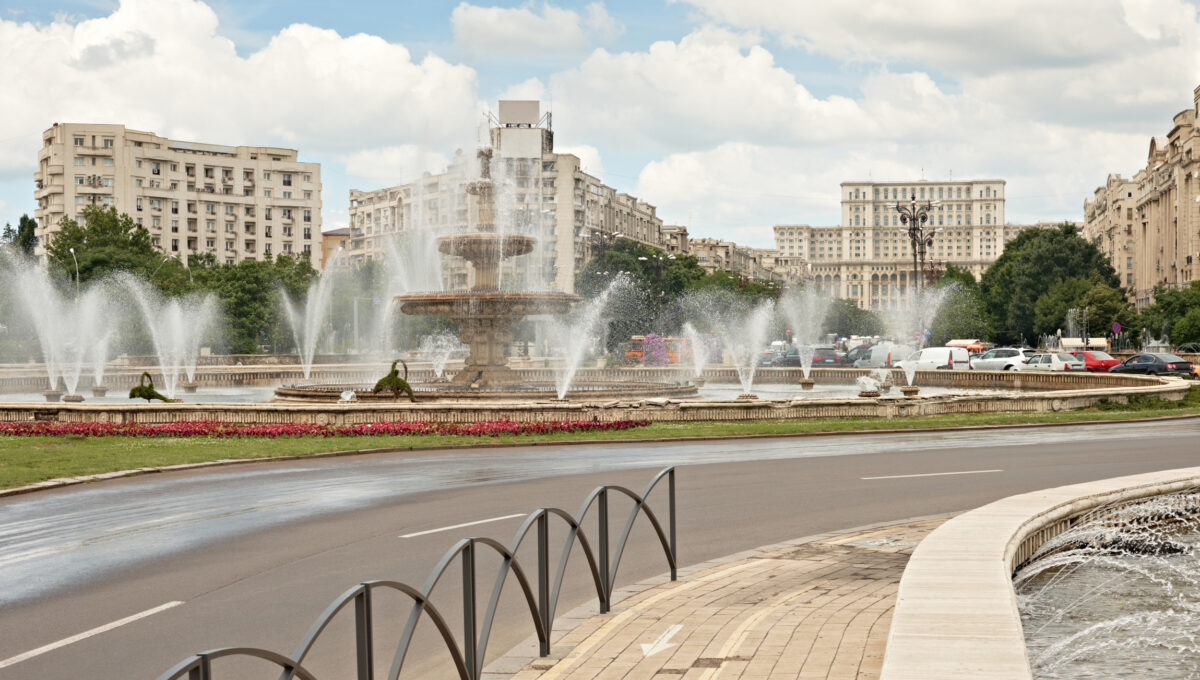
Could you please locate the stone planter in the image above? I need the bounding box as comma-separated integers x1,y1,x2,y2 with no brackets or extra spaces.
42,390,62,402
62,393,85,403
91,385,108,397
857,390,880,398
799,378,815,391
900,385,920,398
182,382,199,393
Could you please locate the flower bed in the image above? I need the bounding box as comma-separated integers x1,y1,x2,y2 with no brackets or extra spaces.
0,419,652,439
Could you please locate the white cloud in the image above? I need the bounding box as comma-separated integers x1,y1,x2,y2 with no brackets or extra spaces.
342,146,450,188
499,76,548,101
452,1,623,60
547,29,872,153
555,144,604,176
0,0,482,181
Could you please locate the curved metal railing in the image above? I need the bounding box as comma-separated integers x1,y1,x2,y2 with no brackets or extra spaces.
156,467,677,680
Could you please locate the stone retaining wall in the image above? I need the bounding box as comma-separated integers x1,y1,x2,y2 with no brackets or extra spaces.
881,466,1200,680
0,375,1187,425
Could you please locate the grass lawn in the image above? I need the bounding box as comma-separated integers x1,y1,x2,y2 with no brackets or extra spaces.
2,386,1197,492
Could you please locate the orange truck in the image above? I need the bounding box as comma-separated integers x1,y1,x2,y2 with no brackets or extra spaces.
625,336,694,365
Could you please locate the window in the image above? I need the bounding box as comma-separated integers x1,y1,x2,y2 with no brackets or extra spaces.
264,189,271,198
263,171,271,180
103,158,114,166
282,173,292,186
103,138,113,148
135,160,143,168
302,174,311,182
102,177,114,186
282,191,292,199
74,137,84,146
303,209,311,223
73,157,84,166
303,191,311,199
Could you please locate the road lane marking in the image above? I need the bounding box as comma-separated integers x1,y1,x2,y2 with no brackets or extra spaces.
640,624,682,657
0,601,183,669
399,513,526,538
861,469,1003,480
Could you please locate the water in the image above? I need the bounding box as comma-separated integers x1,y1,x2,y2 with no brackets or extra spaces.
282,272,338,379
548,277,626,398
1016,493,1200,679
1,259,117,394
778,287,831,347
418,331,465,379
884,285,954,349
681,323,708,378
120,275,218,399
718,300,775,393
798,345,815,380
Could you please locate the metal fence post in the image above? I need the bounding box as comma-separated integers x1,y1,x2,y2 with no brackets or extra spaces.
188,654,210,680
669,468,677,582
537,511,551,656
598,488,610,613
354,587,374,680
463,540,478,680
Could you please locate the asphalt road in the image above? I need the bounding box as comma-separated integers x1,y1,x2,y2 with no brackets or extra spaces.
1,418,1198,679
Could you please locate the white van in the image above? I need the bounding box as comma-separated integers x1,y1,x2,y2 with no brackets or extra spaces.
854,342,912,368
896,346,973,372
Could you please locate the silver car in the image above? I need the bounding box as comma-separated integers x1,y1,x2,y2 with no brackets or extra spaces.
972,347,1038,371
1016,353,1086,371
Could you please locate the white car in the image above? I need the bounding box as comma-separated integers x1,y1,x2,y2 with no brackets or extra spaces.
1016,353,1085,371
896,346,973,372
972,347,1038,371
853,342,913,368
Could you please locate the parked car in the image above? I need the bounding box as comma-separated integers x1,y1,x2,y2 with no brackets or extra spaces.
1017,353,1085,371
766,346,844,367
1070,350,1120,372
971,347,1038,371
843,343,874,366
1109,353,1195,377
896,346,972,372
854,342,910,368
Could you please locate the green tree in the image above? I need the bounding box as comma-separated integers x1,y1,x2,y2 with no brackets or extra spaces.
823,298,884,338
1076,281,1138,340
1139,281,1200,343
1171,307,1200,345
1,215,38,256
45,206,159,285
1032,277,1093,337
929,266,991,345
979,223,1119,344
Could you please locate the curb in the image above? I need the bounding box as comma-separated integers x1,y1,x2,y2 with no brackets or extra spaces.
3,412,1198,500
480,512,956,678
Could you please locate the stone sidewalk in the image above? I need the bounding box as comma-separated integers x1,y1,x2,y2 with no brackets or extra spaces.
485,517,947,680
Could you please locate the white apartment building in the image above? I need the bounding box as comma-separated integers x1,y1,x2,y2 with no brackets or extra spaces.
344,101,664,293
772,179,1031,310
34,123,323,267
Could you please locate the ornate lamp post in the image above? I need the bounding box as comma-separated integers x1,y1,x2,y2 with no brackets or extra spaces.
892,193,939,293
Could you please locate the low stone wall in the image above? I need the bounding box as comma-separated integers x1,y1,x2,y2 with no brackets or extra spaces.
880,466,1200,680
0,375,1187,425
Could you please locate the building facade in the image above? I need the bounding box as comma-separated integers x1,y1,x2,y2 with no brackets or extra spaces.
772,179,1033,309
1086,85,1200,308
34,123,323,267
343,101,665,294
1082,174,1138,292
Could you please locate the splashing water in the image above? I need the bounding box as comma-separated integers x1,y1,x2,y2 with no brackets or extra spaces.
282,272,338,380
1016,492,1200,679
855,375,880,393
681,322,708,378
121,275,217,399
798,344,815,380
717,300,775,394
419,331,465,378
548,277,626,399
885,285,955,349
778,287,831,347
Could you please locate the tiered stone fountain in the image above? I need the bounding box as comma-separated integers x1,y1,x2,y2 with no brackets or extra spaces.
274,149,697,402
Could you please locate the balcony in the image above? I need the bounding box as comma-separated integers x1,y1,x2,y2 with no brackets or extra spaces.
75,146,114,156
34,185,63,200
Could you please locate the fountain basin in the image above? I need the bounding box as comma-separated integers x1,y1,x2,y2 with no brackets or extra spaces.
91,385,108,397
274,380,699,403
62,393,84,403
43,390,62,402
900,385,920,398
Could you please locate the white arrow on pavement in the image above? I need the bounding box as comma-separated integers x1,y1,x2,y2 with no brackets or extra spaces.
640,624,683,658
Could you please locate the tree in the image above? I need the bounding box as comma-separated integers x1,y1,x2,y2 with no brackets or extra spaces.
980,223,1119,344
1,215,37,256
823,298,884,338
1033,277,1093,337
1171,307,1200,345
1139,281,1200,343
45,207,158,285
929,266,991,345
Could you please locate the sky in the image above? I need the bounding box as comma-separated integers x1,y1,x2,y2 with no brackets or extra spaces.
2,0,1199,248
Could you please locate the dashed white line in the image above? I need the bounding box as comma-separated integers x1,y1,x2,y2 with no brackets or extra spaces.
0,601,184,670
861,469,1003,480
399,513,527,538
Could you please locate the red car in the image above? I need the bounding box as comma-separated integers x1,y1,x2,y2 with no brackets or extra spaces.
1071,350,1121,372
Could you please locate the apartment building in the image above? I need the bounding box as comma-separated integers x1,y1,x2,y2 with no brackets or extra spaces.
343,101,665,293
661,225,689,255
34,123,323,267
689,238,779,281
1086,85,1200,308
772,179,1031,309
1083,174,1139,291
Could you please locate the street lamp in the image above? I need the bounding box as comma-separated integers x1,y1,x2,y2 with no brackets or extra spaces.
68,247,79,297
891,193,939,293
